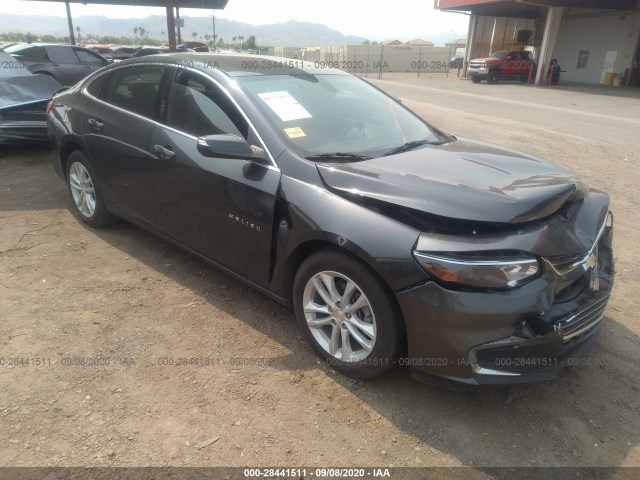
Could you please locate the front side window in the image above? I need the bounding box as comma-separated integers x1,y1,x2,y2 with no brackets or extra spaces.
105,66,165,119
75,49,106,65
167,74,244,138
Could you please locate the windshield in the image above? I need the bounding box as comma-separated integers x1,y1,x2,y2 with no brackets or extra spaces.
489,50,509,59
236,74,444,159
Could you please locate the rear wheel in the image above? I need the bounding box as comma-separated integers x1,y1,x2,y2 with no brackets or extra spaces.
520,75,529,83
471,75,482,84
293,248,403,379
487,70,500,84
66,150,116,227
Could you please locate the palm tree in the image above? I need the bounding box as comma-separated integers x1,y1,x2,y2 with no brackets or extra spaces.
238,35,244,51
192,31,198,41
232,36,237,49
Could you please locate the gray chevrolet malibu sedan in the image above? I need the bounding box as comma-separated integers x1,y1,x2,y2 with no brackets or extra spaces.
47,54,614,386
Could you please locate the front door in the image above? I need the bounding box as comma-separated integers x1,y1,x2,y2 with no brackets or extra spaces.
152,70,280,286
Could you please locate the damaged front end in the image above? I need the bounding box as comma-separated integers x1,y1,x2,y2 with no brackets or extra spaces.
396,190,614,385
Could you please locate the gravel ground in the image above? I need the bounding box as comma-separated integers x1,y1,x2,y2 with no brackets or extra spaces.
1,78,639,471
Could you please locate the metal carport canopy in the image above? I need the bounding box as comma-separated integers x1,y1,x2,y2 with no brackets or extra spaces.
435,0,637,16
31,0,228,51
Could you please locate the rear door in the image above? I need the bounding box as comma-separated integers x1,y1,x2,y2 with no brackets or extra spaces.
81,64,170,226
73,48,109,83
46,46,81,87
151,70,281,285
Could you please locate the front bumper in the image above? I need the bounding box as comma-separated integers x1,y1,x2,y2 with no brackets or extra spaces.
396,211,614,386
469,67,489,76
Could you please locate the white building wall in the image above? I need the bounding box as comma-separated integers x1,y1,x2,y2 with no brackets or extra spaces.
552,11,640,84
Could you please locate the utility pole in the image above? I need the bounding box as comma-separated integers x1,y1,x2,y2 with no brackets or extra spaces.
211,11,216,51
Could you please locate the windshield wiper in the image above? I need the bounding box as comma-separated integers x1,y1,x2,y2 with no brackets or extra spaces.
305,152,372,162
382,140,438,157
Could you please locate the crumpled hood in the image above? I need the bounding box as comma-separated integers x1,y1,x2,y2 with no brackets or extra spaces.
316,138,587,224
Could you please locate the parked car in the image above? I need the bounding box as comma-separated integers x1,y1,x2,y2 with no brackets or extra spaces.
468,50,535,84
5,43,109,87
450,56,464,69
177,42,209,52
47,54,614,386
0,41,19,51
0,50,63,144
133,46,195,57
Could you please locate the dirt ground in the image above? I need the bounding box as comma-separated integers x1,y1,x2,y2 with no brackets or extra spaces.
1,78,639,472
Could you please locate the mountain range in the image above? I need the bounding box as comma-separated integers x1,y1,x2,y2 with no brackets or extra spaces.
0,14,462,47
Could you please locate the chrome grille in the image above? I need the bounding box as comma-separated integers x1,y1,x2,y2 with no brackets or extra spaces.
556,294,610,342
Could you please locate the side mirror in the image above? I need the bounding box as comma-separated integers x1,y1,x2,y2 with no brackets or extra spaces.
197,134,254,160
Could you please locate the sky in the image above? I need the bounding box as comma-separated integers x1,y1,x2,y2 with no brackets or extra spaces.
0,0,470,39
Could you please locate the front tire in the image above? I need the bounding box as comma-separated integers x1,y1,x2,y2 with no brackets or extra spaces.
487,70,500,84
66,150,116,227
293,248,404,379
471,75,482,84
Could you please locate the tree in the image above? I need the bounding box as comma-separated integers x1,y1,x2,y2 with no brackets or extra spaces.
238,35,245,50
232,36,237,49
192,31,198,41
361,39,370,45
244,35,257,50
76,25,81,42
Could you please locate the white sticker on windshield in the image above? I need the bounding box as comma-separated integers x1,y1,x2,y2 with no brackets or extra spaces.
257,91,312,122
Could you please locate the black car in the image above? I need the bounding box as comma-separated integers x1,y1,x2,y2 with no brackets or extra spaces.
47,54,614,386
5,43,109,87
134,46,193,57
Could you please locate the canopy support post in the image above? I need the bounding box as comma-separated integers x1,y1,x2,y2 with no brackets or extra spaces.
65,1,76,45
166,1,177,52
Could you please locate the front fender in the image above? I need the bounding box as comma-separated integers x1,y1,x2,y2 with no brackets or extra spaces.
269,175,428,300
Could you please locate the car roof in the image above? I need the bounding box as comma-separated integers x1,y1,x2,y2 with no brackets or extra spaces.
113,52,345,77
8,43,92,50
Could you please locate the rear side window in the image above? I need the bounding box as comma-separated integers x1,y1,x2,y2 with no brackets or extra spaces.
105,66,165,119
47,46,77,63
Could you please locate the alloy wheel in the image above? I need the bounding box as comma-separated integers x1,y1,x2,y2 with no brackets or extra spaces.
302,271,376,362
69,161,96,218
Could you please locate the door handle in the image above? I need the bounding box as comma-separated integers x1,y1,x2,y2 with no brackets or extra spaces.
154,144,176,160
87,118,104,130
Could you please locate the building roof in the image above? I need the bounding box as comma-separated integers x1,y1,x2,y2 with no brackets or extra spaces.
445,38,467,46
406,39,434,46
381,39,404,46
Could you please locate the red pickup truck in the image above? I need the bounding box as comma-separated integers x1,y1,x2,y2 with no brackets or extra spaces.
468,50,536,84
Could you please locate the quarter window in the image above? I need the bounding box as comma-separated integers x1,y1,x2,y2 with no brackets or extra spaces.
86,73,110,100
105,66,165,119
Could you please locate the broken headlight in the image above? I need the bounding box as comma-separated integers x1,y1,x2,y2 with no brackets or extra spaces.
412,252,541,290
